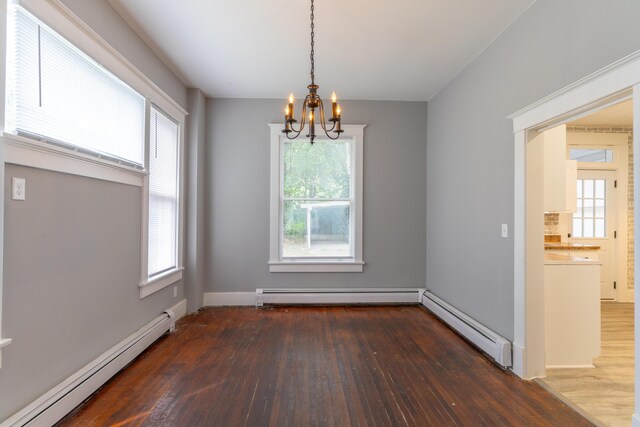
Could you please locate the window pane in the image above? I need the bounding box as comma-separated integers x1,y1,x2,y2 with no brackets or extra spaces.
583,180,594,198
595,180,605,198
595,219,605,238
573,218,583,237
148,107,179,277
576,180,583,198
569,148,614,163
583,219,594,238
283,140,351,199
595,199,605,218
583,199,594,218
7,6,145,166
282,200,350,258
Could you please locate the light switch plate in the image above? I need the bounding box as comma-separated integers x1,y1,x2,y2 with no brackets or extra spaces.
501,223,508,238
12,177,26,201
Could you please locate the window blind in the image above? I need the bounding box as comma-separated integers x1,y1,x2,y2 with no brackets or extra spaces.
148,106,179,278
7,6,145,166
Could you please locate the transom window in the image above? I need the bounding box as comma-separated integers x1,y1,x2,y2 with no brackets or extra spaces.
569,148,614,163
573,179,606,238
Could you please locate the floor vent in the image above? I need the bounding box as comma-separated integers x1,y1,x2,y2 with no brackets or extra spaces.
256,288,423,306
2,311,176,427
421,290,512,368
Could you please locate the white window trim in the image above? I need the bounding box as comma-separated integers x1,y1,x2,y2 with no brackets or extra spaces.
268,123,366,273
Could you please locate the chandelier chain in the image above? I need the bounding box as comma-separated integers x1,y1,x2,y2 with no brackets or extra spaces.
310,0,315,85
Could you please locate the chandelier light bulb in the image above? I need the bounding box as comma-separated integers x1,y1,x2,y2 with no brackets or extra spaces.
331,92,337,102
289,93,295,104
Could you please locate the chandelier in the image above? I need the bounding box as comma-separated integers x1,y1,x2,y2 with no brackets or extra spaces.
282,0,343,144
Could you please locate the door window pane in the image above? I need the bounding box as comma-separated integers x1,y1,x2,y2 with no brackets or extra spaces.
595,180,605,198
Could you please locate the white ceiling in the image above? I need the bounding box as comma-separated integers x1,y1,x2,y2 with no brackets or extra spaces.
569,99,634,127
108,0,535,101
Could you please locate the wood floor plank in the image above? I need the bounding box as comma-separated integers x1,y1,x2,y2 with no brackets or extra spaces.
57,306,593,426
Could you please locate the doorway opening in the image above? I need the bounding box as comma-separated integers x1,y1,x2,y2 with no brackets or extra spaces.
537,100,635,426
508,49,640,427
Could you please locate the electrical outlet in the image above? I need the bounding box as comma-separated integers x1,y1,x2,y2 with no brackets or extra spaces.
501,223,508,238
173,286,177,298
12,177,26,201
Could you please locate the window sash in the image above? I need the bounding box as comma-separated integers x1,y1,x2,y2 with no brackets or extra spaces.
279,139,356,260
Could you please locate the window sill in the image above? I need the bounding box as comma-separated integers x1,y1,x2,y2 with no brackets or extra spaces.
269,261,364,273
1,132,146,187
139,268,183,298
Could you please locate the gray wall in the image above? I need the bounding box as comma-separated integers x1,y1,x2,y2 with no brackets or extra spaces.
0,0,189,420
426,0,640,340
185,89,207,312
206,99,427,292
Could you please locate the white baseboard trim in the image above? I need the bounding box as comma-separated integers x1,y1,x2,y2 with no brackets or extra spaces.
421,291,512,368
203,292,255,306
256,288,424,306
512,342,526,378
170,299,187,320
1,299,186,427
545,364,594,369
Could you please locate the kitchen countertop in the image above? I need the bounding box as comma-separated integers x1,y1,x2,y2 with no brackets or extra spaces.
544,243,601,251
544,253,602,265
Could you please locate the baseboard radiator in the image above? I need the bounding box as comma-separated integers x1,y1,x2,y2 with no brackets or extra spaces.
421,291,512,368
256,288,423,306
2,310,176,427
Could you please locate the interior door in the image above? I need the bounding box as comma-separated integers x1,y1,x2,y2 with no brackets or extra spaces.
573,170,616,299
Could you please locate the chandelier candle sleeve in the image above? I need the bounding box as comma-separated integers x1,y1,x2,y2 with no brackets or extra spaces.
331,92,337,120
288,94,295,121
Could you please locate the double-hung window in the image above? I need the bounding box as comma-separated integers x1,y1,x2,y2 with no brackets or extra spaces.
269,124,365,272
147,106,180,280
5,4,184,298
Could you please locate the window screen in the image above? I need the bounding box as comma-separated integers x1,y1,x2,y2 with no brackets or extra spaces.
6,5,145,166
148,106,179,278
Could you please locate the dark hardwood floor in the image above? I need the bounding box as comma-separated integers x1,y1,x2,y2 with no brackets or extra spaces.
57,306,592,426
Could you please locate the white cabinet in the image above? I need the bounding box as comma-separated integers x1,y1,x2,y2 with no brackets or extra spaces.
543,125,577,212
545,249,599,260
544,255,601,368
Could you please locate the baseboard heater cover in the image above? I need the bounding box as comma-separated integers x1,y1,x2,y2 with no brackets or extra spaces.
1,310,177,427
421,291,512,368
256,288,424,306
